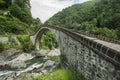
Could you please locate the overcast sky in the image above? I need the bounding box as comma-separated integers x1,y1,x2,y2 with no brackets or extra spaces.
30,0,89,23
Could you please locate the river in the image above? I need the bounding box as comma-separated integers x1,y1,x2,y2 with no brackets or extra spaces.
0,49,61,80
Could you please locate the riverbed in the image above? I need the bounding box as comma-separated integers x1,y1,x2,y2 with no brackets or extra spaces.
0,49,61,80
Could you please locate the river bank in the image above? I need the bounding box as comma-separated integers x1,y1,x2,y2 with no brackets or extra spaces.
0,48,61,80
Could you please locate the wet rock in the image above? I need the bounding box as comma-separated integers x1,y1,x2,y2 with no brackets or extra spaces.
0,71,16,80
16,63,43,76
35,50,49,57
11,53,34,62
47,49,60,57
32,50,49,57
31,73,40,78
0,49,22,61
44,60,55,67
41,70,48,75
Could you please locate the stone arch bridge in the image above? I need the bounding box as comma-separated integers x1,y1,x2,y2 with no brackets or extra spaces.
30,25,120,80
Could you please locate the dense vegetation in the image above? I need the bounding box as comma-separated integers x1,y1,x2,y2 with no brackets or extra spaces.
17,35,34,52
0,0,42,35
0,0,58,51
21,69,84,80
46,0,120,40
40,30,58,50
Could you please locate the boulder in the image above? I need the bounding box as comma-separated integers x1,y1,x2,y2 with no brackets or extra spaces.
44,60,55,67
47,49,60,57
41,70,48,75
6,60,26,69
11,53,34,62
0,49,22,61
35,50,49,57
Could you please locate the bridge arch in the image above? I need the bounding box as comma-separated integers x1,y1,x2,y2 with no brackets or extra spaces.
33,27,59,50
31,25,120,80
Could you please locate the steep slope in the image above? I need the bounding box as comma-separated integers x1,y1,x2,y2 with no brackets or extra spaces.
0,0,41,35
46,0,120,39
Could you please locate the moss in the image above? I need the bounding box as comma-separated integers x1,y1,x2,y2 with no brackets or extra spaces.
60,54,67,62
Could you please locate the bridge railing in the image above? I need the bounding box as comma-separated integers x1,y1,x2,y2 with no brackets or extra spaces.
44,25,120,67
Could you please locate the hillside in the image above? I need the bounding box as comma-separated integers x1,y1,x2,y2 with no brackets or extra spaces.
0,0,41,35
46,0,120,40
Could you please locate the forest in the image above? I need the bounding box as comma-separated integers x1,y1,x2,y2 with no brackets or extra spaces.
0,0,57,50
0,0,41,35
46,0,120,40
0,0,120,51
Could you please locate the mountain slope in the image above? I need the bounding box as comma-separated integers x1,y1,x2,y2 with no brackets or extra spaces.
0,0,41,35
46,0,120,39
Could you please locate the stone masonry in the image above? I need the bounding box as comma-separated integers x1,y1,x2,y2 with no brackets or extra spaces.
32,26,120,80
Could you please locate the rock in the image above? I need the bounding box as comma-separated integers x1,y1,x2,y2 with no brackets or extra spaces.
6,60,26,69
0,58,4,66
2,53,34,70
0,36,20,45
49,66,56,72
0,49,61,80
11,53,34,62
31,73,40,78
0,49,22,61
47,49,60,57
44,60,55,67
41,70,48,75
16,63,43,76
0,71,16,80
0,37,8,43
15,73,33,80
35,50,49,57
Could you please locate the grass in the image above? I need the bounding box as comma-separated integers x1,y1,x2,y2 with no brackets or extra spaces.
33,69,83,80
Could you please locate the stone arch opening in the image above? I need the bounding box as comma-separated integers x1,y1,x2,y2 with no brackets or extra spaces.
34,27,58,50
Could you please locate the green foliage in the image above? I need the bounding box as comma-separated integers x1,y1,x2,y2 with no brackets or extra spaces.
0,0,11,8
14,0,30,8
40,31,58,50
31,18,42,33
8,3,33,25
46,0,120,40
60,54,67,62
17,35,34,52
0,0,42,35
33,69,84,80
0,42,20,52
0,16,27,34
0,42,5,52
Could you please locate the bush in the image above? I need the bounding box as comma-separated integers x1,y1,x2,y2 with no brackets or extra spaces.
9,3,33,25
40,31,58,50
0,17,28,35
0,0,11,8
17,35,34,52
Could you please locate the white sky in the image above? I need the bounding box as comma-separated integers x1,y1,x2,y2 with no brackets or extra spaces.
30,0,89,23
